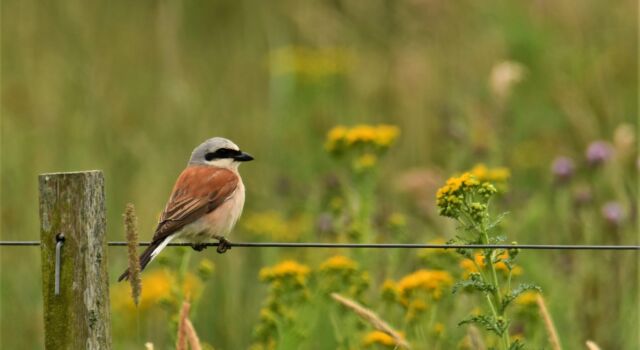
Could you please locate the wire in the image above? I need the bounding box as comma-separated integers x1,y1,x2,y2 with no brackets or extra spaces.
0,241,638,250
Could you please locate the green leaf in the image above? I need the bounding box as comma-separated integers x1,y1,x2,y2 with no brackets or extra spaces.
509,339,525,350
452,275,496,294
458,314,508,336
488,235,507,244
501,284,543,311
447,237,479,259
487,211,510,230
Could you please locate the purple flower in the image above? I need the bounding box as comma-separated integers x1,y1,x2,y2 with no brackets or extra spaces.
586,141,613,166
551,156,575,181
601,201,624,226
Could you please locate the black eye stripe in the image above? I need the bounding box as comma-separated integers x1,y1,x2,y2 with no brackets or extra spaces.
205,148,241,161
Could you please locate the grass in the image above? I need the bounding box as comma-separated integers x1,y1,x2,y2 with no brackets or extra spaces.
1,0,637,349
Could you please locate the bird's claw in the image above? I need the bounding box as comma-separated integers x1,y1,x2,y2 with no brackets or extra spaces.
216,237,232,254
191,243,208,252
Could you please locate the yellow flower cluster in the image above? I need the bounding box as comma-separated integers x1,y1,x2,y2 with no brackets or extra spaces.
387,212,407,229
243,211,308,241
436,172,479,200
469,164,510,183
259,260,311,283
396,269,454,303
381,279,398,302
111,269,202,312
319,255,369,298
269,46,354,79
362,331,398,348
354,153,378,171
459,252,523,277
197,259,215,280
254,260,311,347
436,172,479,217
432,322,445,336
436,172,498,218
325,124,400,153
319,255,358,272
515,291,539,306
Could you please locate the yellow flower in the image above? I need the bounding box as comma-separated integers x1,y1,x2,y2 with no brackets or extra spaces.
515,291,539,306
111,269,202,311
268,46,354,79
197,259,215,279
460,252,523,277
470,163,510,183
259,260,311,282
375,125,400,147
182,272,204,300
320,255,358,272
319,255,368,298
325,126,349,151
346,125,376,145
459,259,478,278
387,212,407,229
328,125,348,142
433,322,445,336
362,331,397,348
405,300,428,322
436,172,485,218
354,153,377,170
396,269,453,304
325,124,400,154
381,279,397,301
329,197,344,211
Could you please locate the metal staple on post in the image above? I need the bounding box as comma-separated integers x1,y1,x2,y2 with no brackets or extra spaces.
54,233,65,296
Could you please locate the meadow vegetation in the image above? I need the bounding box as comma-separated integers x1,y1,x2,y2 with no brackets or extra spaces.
1,0,637,349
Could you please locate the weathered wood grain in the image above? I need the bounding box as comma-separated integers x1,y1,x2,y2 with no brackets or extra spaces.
39,171,111,350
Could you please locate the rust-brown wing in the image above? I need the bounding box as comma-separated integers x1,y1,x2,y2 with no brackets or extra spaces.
151,166,239,242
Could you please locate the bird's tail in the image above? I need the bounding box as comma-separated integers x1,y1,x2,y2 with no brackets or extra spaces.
117,235,175,282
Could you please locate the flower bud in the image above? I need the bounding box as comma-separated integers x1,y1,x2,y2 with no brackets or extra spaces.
508,242,520,259
586,141,613,166
551,156,575,182
197,259,215,280
601,201,625,226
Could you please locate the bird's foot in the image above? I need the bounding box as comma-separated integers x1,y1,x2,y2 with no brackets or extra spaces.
191,243,208,252
216,237,232,254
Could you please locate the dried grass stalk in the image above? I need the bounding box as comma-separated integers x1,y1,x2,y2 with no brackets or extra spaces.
185,318,202,350
124,203,141,305
585,340,601,350
536,294,562,350
331,293,410,349
177,301,191,350
467,325,486,350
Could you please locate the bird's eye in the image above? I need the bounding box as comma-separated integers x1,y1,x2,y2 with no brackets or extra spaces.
204,148,240,161
204,152,216,161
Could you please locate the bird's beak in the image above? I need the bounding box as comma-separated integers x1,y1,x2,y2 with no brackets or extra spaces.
234,151,254,162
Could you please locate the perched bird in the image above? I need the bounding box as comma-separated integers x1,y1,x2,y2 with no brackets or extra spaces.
118,137,253,281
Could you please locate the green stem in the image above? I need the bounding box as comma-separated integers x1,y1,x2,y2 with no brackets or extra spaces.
482,231,510,350
485,293,499,319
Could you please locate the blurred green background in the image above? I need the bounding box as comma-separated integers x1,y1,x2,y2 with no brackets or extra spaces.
1,0,637,349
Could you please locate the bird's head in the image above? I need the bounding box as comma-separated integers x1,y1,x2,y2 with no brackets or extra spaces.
189,137,254,169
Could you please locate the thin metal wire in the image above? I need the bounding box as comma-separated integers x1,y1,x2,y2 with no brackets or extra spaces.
0,240,638,250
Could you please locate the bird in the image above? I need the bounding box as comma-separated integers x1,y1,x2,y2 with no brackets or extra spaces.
118,137,253,281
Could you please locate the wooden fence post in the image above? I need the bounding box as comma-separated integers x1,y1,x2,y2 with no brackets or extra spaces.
39,171,111,349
